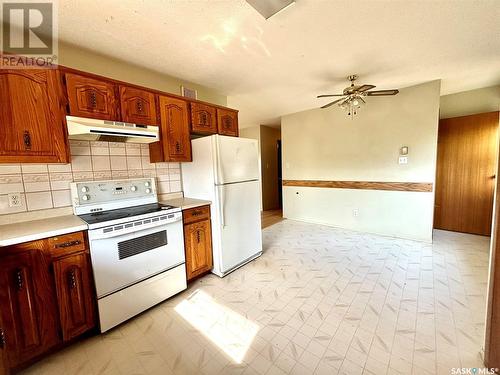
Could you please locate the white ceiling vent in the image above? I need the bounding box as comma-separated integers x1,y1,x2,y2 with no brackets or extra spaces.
246,0,295,19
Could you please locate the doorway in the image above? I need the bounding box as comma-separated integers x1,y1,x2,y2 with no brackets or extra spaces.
277,139,282,209
434,111,499,235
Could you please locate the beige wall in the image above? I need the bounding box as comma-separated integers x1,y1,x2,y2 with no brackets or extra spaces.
440,85,500,119
260,126,281,210
58,41,227,106
282,80,441,241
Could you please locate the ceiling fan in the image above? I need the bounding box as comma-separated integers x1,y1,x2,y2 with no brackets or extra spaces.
317,75,400,116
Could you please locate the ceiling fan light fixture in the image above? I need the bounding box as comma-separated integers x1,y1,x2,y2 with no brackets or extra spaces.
317,74,399,117
246,0,295,19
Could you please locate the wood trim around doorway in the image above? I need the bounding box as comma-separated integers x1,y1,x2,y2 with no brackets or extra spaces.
485,163,500,369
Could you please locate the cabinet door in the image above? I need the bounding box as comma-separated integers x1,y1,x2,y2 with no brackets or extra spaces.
190,103,217,135
0,69,69,163
53,252,95,341
65,73,118,120
0,248,59,368
152,96,192,162
0,313,7,375
217,108,239,137
119,85,158,125
184,220,213,280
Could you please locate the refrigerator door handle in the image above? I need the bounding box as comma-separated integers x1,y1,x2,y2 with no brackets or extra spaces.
219,186,226,227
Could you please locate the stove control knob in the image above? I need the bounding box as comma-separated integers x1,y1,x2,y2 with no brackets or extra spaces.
130,186,137,192
145,188,152,194
145,181,151,187
81,186,89,193
82,194,90,201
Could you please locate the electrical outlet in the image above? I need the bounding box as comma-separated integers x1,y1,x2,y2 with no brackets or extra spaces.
352,208,359,217
8,193,22,207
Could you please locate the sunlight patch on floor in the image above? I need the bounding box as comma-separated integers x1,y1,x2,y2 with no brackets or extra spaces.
174,289,259,364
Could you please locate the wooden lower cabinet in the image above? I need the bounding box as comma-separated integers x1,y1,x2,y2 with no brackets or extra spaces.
0,322,6,375
0,232,96,374
183,206,213,281
53,252,95,342
0,244,59,371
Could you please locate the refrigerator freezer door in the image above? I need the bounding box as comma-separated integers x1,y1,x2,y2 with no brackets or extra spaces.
213,180,262,275
215,136,260,185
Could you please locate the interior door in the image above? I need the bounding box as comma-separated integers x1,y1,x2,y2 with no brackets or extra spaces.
434,111,499,235
216,180,262,273
215,136,260,185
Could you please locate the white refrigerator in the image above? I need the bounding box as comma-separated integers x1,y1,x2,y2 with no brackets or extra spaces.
181,135,262,277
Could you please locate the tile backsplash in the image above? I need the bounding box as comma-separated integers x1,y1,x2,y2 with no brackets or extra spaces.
0,140,182,215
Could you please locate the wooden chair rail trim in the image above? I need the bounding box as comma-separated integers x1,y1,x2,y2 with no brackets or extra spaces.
282,180,433,192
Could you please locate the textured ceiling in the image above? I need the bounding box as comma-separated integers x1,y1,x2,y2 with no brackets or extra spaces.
57,0,500,127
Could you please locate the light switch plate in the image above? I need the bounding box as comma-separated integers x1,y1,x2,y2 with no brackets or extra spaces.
398,156,408,164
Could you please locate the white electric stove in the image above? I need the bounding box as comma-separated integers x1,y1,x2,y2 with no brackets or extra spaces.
70,177,187,332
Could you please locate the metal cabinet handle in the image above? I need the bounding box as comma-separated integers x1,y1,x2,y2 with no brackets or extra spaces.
89,91,97,108
223,117,232,129
136,100,144,114
175,141,181,153
68,270,77,290
55,240,81,249
23,131,31,150
196,230,201,244
15,269,23,291
0,328,5,348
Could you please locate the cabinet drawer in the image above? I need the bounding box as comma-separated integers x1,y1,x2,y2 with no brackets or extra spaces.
183,205,210,224
48,232,86,257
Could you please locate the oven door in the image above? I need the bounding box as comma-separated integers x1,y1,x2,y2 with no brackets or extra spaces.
88,218,185,298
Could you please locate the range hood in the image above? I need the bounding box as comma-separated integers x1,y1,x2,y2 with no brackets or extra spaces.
66,116,159,143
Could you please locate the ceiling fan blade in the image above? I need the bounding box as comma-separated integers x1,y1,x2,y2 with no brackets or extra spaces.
366,89,399,96
321,98,345,109
317,94,344,98
357,84,376,92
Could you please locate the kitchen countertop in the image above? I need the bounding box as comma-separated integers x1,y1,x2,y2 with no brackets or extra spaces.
0,197,211,247
0,214,88,247
161,197,212,210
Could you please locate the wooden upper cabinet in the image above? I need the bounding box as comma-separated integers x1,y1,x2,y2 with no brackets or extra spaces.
190,102,217,135
119,85,158,125
217,108,239,137
0,69,69,163
151,96,192,162
65,73,118,120
0,244,59,369
53,252,95,342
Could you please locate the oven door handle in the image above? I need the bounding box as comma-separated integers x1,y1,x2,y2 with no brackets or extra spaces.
89,215,181,241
